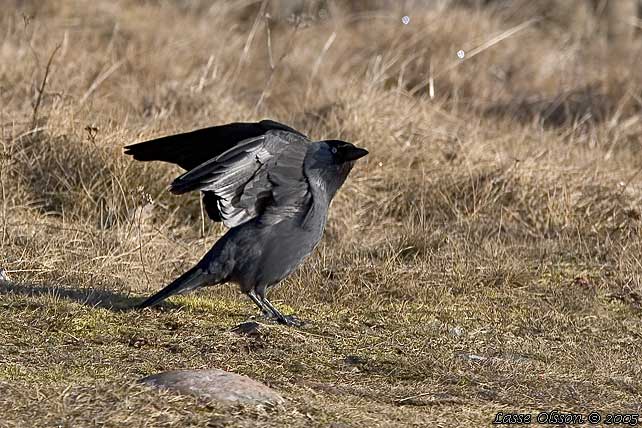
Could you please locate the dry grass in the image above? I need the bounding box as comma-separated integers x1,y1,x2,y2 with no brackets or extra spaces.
1,0,642,426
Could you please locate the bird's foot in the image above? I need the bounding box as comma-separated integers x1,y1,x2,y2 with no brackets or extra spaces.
276,314,305,327
257,296,304,327
260,311,304,327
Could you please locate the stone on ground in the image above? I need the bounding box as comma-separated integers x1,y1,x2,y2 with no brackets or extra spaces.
140,369,284,405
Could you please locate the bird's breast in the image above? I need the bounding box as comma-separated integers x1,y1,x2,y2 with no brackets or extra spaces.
230,217,325,289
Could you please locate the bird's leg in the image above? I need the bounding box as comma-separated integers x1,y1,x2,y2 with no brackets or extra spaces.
260,297,289,324
256,287,304,327
246,289,274,319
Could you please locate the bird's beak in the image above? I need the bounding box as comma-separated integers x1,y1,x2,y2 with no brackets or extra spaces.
343,146,369,162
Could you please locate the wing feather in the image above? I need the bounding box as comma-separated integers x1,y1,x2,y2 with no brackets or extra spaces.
124,119,306,170
169,131,312,228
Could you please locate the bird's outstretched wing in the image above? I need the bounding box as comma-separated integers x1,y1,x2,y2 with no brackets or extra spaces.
124,120,310,225
168,130,312,228
124,119,306,170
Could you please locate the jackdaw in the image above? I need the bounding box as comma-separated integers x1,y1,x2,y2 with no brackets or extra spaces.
125,120,368,325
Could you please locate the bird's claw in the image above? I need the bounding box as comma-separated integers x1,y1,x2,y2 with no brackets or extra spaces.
261,311,304,327
276,314,305,327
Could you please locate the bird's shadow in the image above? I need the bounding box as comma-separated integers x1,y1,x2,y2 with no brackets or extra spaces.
0,281,294,327
0,280,183,312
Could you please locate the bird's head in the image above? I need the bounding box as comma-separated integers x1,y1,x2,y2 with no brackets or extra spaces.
324,140,369,164
305,140,368,200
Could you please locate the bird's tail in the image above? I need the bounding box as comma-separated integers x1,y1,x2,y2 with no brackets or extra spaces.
137,266,211,309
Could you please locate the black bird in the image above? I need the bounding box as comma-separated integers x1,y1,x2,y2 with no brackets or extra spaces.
125,120,368,325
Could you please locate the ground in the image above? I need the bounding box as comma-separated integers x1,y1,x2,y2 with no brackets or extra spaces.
1,1,641,427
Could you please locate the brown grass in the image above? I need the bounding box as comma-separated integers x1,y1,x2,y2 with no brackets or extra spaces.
1,0,642,426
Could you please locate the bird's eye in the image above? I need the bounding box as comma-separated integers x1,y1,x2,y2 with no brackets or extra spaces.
331,147,338,154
